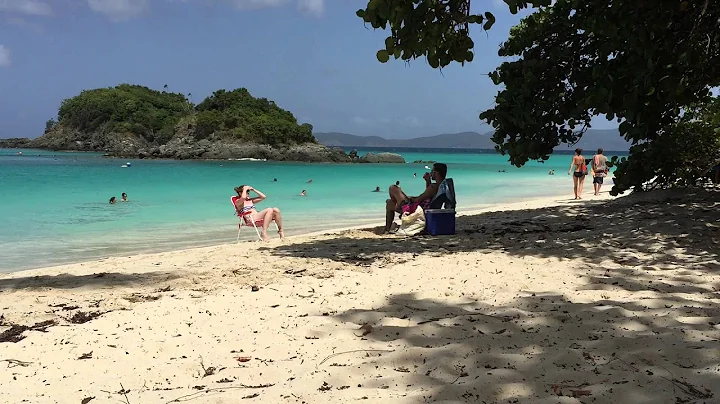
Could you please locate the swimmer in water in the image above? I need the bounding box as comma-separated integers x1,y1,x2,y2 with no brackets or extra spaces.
396,181,400,186
109,196,117,204
273,178,278,182
373,186,381,192
121,192,128,202
300,190,307,196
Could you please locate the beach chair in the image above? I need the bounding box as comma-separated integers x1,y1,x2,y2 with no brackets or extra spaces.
428,178,456,210
231,196,278,242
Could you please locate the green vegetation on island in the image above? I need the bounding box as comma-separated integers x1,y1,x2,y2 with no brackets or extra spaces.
358,0,720,194
55,84,191,145
50,84,315,147
194,88,314,145
14,84,401,163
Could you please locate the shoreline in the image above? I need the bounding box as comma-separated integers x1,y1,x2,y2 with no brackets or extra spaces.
0,187,716,403
3,188,600,274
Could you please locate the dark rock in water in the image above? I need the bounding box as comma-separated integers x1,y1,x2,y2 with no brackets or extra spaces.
0,138,31,148
359,152,406,164
412,160,437,164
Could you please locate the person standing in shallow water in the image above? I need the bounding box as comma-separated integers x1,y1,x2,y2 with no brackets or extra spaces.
591,148,608,196
568,148,586,199
109,197,117,204
121,192,128,202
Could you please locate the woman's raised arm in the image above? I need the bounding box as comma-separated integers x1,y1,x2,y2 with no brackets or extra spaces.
250,187,267,203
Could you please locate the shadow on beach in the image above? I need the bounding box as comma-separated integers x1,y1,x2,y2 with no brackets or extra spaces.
0,271,183,291
269,188,720,402
271,188,720,295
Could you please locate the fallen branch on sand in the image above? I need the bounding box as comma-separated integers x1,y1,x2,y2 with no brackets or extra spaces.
416,312,506,325
0,359,33,368
165,383,275,403
319,349,395,366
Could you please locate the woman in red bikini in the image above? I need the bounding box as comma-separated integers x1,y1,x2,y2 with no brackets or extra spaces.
234,185,284,241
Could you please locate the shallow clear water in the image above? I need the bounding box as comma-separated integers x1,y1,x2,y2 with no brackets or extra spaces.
0,147,623,271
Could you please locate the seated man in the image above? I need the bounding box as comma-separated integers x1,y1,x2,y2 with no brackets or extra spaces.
385,163,449,233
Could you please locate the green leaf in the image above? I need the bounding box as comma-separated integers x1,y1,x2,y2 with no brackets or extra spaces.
465,51,474,62
467,15,482,24
376,50,390,63
646,87,655,96
483,12,496,30
355,9,365,18
384,37,394,50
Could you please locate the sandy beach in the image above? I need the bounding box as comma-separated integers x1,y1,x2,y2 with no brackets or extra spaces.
0,187,718,404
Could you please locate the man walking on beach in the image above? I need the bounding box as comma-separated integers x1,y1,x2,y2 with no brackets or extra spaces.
592,148,608,196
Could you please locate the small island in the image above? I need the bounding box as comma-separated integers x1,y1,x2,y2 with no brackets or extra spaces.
1,84,404,164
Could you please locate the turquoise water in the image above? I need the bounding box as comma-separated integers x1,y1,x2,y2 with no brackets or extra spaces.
0,148,622,272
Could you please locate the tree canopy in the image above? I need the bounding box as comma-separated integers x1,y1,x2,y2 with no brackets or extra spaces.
358,0,720,193
58,84,191,144
54,84,314,147
194,88,315,145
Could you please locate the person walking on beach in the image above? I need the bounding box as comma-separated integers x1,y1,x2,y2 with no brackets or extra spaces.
591,148,608,196
568,148,587,199
234,185,284,241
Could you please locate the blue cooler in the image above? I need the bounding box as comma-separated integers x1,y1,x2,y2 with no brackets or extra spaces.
425,209,456,236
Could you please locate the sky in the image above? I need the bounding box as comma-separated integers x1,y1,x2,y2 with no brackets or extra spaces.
0,0,617,139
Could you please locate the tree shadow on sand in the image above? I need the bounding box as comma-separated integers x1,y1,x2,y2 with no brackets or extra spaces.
270,188,719,402
0,271,183,291
270,188,720,297
330,292,718,403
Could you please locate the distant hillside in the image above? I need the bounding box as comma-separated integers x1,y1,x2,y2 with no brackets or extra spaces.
314,129,631,151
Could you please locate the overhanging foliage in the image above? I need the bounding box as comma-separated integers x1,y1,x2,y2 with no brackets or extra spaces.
358,0,720,194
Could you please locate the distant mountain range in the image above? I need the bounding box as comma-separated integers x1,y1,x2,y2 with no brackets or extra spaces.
314,129,631,151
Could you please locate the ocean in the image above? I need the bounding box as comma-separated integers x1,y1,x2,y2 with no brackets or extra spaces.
0,147,623,272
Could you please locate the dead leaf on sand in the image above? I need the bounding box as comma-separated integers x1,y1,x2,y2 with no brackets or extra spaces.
77,351,93,360
236,356,252,362
80,397,95,404
571,389,592,397
355,324,373,337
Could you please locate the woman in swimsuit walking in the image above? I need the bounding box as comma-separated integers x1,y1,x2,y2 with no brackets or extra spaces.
568,148,586,200
234,185,284,241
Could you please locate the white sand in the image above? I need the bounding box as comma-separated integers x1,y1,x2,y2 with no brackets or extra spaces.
0,187,718,404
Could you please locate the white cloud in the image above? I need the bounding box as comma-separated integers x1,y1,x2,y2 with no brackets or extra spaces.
353,116,370,125
0,0,52,16
226,0,287,10
87,0,148,21
298,0,323,16
401,116,421,127
6,16,44,33
0,45,11,67
226,0,324,15
354,115,422,127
